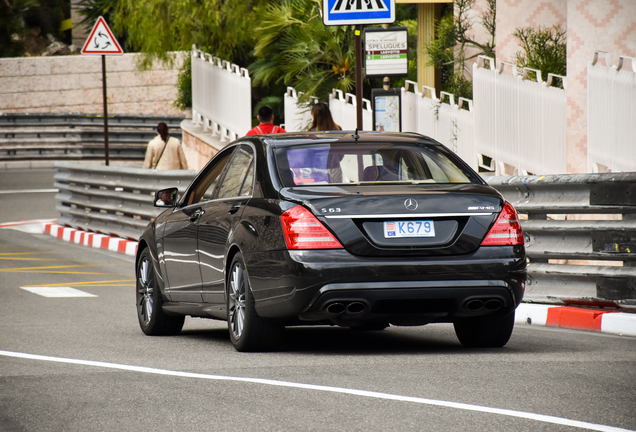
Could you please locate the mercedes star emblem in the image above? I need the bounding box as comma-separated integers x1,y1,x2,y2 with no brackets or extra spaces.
404,198,418,211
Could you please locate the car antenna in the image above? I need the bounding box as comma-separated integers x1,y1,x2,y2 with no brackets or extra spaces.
352,128,359,143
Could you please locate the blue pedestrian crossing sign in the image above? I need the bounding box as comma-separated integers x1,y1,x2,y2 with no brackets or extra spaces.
322,0,395,26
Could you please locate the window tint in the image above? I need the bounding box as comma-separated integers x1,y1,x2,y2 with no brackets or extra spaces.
239,159,255,196
274,142,479,187
218,146,255,199
185,149,234,205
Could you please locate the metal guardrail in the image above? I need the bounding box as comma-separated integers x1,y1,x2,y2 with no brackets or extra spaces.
1,144,147,161
1,113,185,161
0,113,185,129
54,163,636,307
487,173,636,307
0,113,184,162
0,129,170,145
54,162,197,240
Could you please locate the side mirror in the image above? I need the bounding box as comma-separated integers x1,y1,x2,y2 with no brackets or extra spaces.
154,187,179,208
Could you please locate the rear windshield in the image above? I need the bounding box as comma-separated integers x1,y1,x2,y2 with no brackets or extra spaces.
274,142,480,187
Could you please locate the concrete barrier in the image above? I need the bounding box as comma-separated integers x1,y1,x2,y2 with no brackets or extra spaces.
53,162,636,308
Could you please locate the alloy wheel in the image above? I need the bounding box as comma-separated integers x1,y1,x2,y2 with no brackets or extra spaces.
228,263,246,340
138,257,154,325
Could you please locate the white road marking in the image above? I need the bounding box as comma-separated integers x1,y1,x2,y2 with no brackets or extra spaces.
0,350,631,432
20,287,97,298
0,219,55,230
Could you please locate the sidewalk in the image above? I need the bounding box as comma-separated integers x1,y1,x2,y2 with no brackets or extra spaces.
1,220,635,338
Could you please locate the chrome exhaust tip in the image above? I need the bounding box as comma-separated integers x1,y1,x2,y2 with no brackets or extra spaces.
466,299,485,311
326,302,346,315
346,302,365,314
485,299,502,311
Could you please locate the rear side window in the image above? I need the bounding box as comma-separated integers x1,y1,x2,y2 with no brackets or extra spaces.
185,148,234,205
274,142,479,187
218,146,255,199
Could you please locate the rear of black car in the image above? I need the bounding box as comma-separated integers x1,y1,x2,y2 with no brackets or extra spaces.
246,132,526,347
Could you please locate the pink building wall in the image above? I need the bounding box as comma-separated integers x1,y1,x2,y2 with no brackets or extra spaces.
495,0,636,173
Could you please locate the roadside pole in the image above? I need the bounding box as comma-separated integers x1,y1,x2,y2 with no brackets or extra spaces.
81,16,124,166
355,25,364,130
101,55,110,165
322,0,396,131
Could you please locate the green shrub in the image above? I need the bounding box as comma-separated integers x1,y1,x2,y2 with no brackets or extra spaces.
173,54,192,111
513,25,566,87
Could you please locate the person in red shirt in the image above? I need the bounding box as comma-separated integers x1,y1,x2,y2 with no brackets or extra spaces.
246,105,286,135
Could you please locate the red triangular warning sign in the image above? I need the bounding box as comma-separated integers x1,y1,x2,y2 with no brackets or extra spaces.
81,16,124,55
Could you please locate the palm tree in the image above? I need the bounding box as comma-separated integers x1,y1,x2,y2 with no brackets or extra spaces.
251,0,356,104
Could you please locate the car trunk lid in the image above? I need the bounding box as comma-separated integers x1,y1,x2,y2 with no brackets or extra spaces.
279,184,502,257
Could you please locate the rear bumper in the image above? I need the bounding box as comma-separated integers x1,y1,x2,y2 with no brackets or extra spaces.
245,248,526,326
300,281,518,325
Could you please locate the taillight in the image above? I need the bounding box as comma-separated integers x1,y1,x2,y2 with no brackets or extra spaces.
280,206,343,250
481,202,524,246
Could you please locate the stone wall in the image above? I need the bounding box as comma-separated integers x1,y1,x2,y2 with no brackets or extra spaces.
180,120,226,171
0,53,186,116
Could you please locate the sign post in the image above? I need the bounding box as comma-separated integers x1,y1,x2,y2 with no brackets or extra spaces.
364,26,408,132
81,17,124,166
322,0,395,130
355,25,363,131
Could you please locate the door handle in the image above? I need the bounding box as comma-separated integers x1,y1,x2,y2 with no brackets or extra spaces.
228,204,241,215
189,209,205,222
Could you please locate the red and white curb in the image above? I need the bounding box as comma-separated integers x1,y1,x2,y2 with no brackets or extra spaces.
0,220,138,257
516,304,636,337
43,223,138,256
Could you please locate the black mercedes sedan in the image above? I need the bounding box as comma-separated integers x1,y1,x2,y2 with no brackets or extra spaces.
136,131,526,352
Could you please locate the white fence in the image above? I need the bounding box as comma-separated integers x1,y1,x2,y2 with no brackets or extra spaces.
189,48,634,176
472,56,567,175
284,88,372,132
283,87,314,132
284,81,476,171
191,46,251,141
284,58,566,175
329,90,373,130
588,52,636,173
401,81,476,170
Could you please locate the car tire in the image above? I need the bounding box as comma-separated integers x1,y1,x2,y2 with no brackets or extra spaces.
453,310,515,348
227,253,283,352
136,248,185,336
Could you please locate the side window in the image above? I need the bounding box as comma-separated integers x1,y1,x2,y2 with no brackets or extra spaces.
185,148,235,205
218,146,255,199
239,159,255,196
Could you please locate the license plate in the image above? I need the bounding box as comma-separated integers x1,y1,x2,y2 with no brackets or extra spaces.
384,220,435,238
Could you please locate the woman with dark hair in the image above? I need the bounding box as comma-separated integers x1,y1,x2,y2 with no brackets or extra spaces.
143,122,189,170
308,102,341,131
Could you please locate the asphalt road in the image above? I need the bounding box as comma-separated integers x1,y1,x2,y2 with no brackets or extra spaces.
0,168,635,432
0,168,58,222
